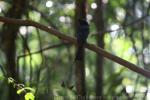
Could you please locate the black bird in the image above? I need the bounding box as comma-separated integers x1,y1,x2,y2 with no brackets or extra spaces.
75,19,89,61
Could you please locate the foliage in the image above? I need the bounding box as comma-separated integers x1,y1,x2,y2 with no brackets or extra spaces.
7,77,35,100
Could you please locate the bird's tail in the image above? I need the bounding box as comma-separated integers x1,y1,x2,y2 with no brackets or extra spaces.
75,45,84,61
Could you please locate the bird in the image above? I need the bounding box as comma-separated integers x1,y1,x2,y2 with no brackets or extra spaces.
75,19,89,61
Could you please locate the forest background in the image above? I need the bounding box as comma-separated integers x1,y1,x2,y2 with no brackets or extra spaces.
0,0,150,100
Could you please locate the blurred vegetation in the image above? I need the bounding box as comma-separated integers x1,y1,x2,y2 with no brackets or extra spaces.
0,0,150,100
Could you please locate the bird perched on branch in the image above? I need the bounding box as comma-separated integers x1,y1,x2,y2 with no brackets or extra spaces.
75,19,89,61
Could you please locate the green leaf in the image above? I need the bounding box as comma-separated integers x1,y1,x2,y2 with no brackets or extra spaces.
24,93,35,100
24,87,35,93
8,77,15,84
17,88,25,95
17,87,35,95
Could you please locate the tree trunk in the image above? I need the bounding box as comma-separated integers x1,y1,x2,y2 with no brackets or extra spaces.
0,0,27,99
75,0,87,98
93,0,105,98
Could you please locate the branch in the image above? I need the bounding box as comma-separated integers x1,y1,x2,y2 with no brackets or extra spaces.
91,15,149,36
28,5,58,29
0,16,150,78
18,42,70,58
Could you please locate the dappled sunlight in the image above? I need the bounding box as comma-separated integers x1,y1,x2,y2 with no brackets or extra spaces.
45,1,53,8
110,24,120,38
91,3,97,9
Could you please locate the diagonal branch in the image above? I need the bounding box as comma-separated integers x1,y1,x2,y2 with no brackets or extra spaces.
18,42,70,58
0,16,150,78
91,14,149,36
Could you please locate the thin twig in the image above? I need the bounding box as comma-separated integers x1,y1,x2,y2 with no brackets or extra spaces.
91,14,149,36
18,32,33,83
18,42,70,58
